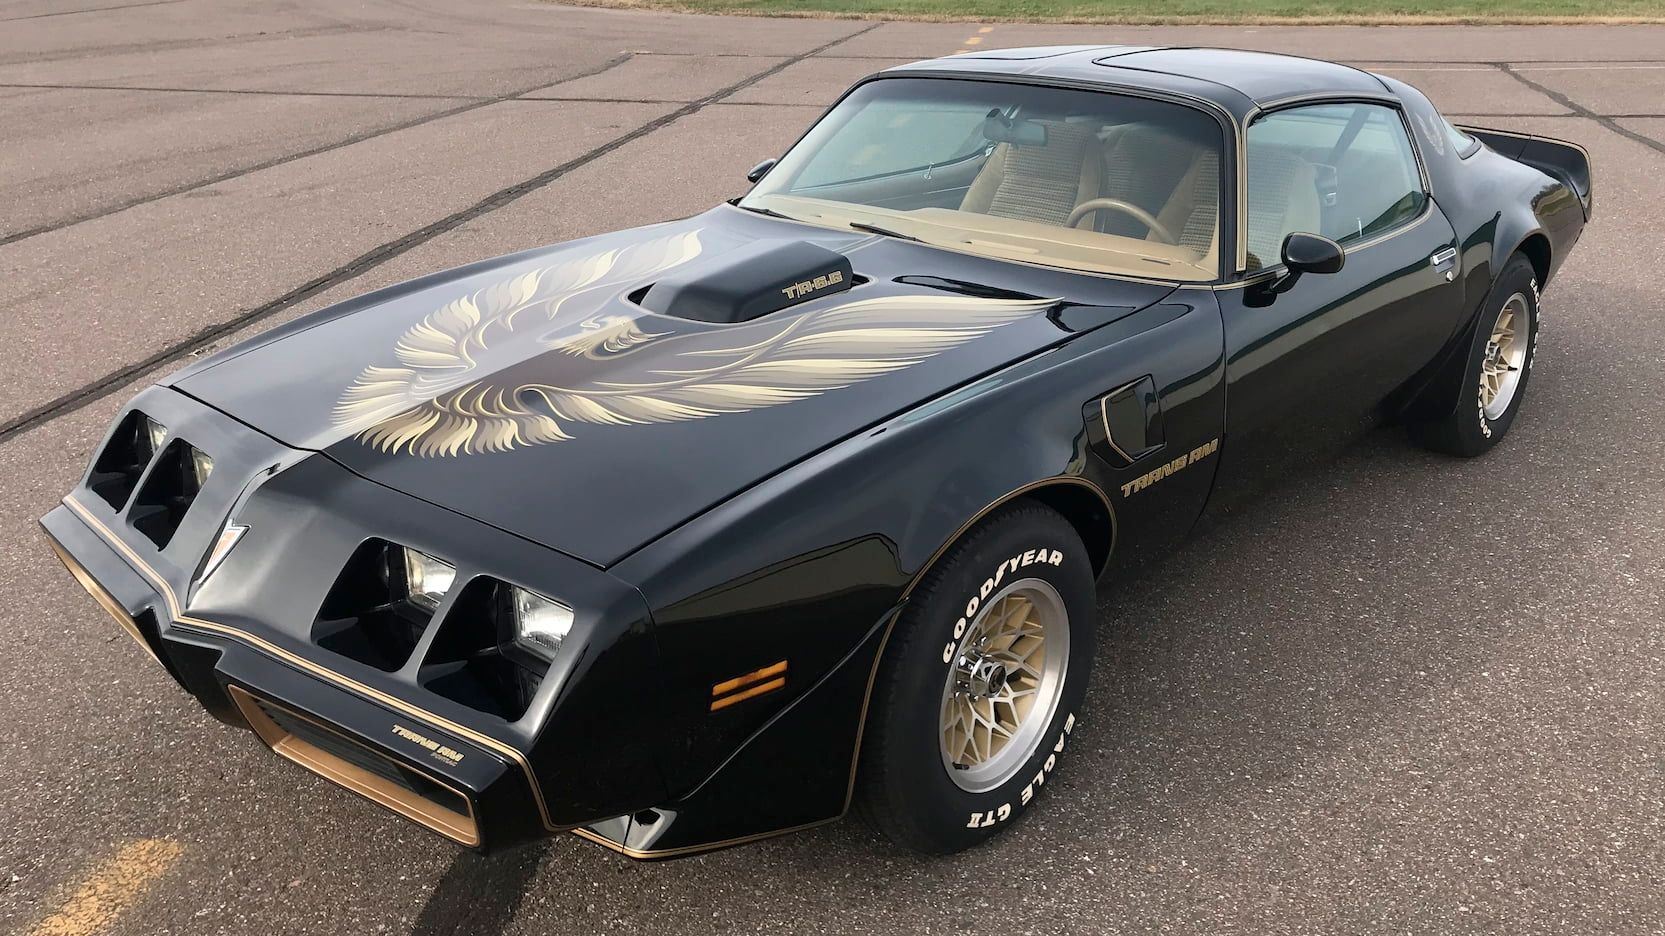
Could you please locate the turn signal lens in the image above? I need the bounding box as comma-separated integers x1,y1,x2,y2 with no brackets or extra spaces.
401,549,456,611
512,588,573,659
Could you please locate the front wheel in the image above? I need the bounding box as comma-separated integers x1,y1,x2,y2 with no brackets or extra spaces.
1412,253,1540,456
857,502,1095,854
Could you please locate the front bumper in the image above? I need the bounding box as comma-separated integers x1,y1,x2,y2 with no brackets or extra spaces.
38,382,680,851
46,385,895,858
42,500,541,850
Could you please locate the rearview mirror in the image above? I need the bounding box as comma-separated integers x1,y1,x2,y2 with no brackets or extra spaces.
981,110,1047,147
747,158,778,184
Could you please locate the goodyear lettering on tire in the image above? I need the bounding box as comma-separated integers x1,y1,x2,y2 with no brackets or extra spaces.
942,548,1064,664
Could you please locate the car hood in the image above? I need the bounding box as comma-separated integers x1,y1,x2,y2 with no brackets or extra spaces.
173,207,1175,566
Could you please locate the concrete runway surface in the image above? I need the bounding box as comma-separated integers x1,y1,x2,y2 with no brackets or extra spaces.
1,2,1662,933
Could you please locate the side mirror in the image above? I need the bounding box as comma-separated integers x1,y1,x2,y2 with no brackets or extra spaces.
1255,232,1345,300
747,158,778,184
1283,232,1345,275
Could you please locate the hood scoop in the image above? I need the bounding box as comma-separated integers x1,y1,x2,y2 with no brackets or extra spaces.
639,239,855,324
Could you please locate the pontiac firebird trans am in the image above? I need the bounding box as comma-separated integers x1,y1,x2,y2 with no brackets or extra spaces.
42,47,1589,857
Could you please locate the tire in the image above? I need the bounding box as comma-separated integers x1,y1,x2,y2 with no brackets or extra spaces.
857,502,1095,854
1411,253,1541,456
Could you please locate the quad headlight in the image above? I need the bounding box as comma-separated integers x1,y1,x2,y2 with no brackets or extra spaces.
510,587,573,660
187,447,214,488
400,548,456,612
142,416,168,456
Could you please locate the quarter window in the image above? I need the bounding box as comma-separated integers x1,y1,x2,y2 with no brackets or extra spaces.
1244,102,1428,271
1443,116,1478,158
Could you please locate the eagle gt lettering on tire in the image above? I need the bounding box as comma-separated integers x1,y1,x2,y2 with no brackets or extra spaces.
857,503,1096,854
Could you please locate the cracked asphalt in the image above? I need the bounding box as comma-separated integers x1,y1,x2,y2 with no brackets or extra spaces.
1,3,1662,934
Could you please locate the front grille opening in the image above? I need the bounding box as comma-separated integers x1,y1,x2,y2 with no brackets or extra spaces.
419,579,543,722
313,539,435,672
128,440,212,548
228,687,478,846
89,410,164,510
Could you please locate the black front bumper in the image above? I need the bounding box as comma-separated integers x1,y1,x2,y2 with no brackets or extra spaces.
42,501,546,851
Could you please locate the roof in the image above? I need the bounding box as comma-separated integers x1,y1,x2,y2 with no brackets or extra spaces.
885,46,1394,118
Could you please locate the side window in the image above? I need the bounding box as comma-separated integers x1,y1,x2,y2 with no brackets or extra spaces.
1244,103,1428,271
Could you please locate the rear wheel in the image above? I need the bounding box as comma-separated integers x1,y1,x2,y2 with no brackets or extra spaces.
858,503,1095,854
1412,253,1540,456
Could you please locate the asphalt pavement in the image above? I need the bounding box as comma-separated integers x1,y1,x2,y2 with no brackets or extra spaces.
1,2,1663,934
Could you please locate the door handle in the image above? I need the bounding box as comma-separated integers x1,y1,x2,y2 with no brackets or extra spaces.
1429,247,1459,281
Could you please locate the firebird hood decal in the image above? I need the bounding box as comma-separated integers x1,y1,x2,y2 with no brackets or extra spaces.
333,228,1055,458
174,209,1176,565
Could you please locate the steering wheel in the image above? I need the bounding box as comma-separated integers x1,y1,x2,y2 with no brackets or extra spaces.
1066,198,1178,245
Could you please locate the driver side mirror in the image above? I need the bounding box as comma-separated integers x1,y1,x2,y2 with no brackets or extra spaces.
1256,232,1345,300
747,158,778,184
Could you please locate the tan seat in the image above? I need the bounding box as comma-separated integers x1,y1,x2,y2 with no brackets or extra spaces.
959,120,1102,227
1244,147,1322,271
1098,123,1219,253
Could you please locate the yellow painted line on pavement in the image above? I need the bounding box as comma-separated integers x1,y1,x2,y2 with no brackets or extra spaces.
27,839,184,936
957,27,991,54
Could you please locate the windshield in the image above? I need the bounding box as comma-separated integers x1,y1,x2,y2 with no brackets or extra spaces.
741,77,1224,282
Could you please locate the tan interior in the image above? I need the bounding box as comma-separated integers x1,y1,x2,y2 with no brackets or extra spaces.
1243,149,1323,271
960,120,1104,227
757,117,1224,281
756,193,1217,281
958,120,1221,257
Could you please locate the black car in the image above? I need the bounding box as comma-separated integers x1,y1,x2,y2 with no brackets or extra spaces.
42,46,1589,857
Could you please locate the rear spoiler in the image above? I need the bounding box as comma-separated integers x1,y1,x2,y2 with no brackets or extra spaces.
1459,125,1593,220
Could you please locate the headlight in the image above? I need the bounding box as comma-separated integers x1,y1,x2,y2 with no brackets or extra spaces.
142,416,167,456
511,587,573,659
400,548,456,611
188,447,213,487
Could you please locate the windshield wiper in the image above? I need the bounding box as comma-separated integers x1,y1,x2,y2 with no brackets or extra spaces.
848,221,922,243
733,203,797,221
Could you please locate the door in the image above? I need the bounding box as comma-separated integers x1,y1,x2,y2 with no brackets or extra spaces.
1210,101,1464,511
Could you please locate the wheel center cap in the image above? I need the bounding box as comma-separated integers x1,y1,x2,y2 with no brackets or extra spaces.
958,653,1008,698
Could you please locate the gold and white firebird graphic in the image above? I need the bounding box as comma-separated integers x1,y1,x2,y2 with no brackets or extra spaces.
333,229,1057,457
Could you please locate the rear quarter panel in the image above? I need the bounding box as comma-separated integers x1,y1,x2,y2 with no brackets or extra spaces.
1381,75,1587,294
1377,76,1588,420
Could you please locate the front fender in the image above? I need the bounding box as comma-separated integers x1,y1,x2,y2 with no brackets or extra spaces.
599,293,1225,852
